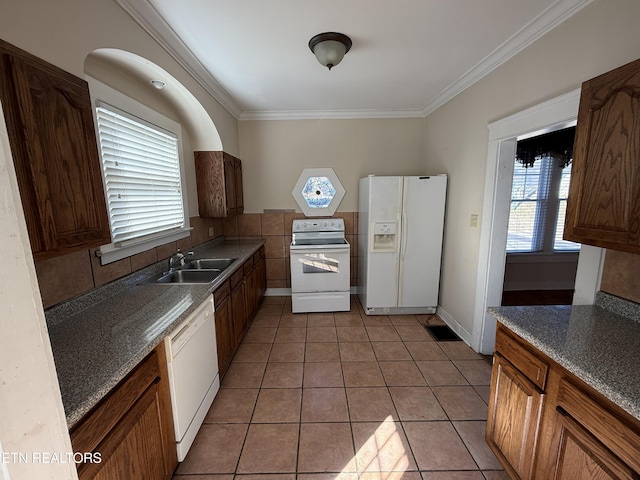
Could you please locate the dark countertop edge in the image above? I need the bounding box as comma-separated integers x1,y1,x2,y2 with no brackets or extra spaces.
48,238,265,429
487,304,640,422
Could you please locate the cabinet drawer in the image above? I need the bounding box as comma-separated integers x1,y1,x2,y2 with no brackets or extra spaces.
495,325,548,390
71,351,160,455
230,268,244,288
243,258,254,275
557,379,640,473
213,282,230,306
253,251,261,264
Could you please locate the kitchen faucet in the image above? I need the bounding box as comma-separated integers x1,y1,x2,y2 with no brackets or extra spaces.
168,249,192,272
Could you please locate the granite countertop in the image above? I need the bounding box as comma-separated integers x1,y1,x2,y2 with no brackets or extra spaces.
488,292,640,422
45,238,264,429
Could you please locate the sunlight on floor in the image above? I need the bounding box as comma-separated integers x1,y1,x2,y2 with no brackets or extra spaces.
339,415,409,479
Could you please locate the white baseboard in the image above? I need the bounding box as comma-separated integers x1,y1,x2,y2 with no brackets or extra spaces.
435,306,476,349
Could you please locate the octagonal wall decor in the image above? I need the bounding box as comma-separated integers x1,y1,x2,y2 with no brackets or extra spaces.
292,168,345,217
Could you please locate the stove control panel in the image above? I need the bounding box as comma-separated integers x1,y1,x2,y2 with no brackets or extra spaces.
292,218,345,233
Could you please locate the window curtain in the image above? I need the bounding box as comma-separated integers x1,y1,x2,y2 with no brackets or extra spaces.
516,126,575,169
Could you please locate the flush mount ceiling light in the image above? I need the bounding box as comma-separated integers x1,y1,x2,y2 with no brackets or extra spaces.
309,32,352,70
150,79,166,90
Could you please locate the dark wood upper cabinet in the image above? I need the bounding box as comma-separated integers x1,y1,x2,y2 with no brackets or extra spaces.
564,57,640,253
0,40,110,260
194,150,244,217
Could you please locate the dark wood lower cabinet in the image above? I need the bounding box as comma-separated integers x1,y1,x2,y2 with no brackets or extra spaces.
213,282,233,377
70,346,177,480
215,246,267,379
231,276,247,349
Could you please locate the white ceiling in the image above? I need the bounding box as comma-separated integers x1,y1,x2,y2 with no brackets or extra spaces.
117,0,592,120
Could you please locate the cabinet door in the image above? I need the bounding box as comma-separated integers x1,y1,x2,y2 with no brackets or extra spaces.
565,57,640,254
72,347,176,480
234,157,244,214
222,154,237,216
79,385,170,480
256,254,266,305
231,280,247,348
244,263,256,321
551,410,637,480
214,294,233,377
486,353,544,480
194,151,243,218
1,49,110,259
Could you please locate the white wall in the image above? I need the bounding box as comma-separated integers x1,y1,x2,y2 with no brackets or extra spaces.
0,105,77,480
239,118,427,212
423,0,640,335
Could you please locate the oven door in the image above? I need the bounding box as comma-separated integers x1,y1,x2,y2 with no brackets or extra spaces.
290,245,350,293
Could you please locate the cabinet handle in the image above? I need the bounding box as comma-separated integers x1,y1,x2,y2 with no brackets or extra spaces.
153,376,161,385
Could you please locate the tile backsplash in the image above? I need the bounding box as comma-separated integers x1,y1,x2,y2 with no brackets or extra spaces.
35,216,222,309
224,211,359,291
600,249,640,304
34,212,359,309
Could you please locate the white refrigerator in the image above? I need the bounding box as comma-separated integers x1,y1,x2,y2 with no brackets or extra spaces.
358,175,447,315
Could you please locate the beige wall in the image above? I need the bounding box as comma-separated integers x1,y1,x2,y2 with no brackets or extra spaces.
1,0,239,156
239,118,427,212
423,0,640,333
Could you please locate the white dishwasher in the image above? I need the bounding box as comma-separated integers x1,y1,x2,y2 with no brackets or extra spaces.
164,295,219,461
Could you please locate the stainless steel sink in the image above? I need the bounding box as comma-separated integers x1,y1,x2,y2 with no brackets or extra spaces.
155,269,222,284
184,258,237,270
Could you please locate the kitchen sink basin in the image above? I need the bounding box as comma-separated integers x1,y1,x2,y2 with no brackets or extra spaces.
154,269,222,284
184,258,237,270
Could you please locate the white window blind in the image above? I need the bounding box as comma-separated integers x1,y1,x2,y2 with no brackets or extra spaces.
95,103,184,245
507,156,580,253
507,158,552,252
554,164,579,251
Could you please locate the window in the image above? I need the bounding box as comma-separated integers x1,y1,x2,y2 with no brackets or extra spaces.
507,157,580,253
95,100,189,264
292,168,345,217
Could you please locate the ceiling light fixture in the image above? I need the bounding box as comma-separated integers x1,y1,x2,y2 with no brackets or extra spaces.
309,32,352,70
150,79,166,90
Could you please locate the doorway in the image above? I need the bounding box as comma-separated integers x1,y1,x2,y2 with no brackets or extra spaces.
502,126,579,306
472,89,604,354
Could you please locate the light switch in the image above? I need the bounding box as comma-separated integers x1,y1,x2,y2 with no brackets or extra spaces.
470,214,479,227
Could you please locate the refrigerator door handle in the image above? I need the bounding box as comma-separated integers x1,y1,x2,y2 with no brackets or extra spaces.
398,179,410,305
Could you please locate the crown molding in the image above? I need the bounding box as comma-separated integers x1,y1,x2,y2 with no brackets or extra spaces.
239,108,426,121
117,0,592,121
421,0,594,117
115,0,242,118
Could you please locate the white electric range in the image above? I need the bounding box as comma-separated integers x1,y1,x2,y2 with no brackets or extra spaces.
290,218,350,313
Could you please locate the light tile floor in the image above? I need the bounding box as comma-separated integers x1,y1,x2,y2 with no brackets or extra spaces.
172,296,509,480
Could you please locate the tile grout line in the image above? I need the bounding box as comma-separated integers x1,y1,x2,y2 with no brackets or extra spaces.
201,296,500,478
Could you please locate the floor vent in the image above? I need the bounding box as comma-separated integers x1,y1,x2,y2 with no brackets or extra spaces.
424,324,461,341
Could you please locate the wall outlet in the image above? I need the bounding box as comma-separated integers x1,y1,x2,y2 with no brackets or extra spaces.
470,214,479,228
208,226,214,237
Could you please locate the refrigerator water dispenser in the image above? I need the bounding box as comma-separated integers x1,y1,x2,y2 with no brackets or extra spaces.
372,222,397,252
